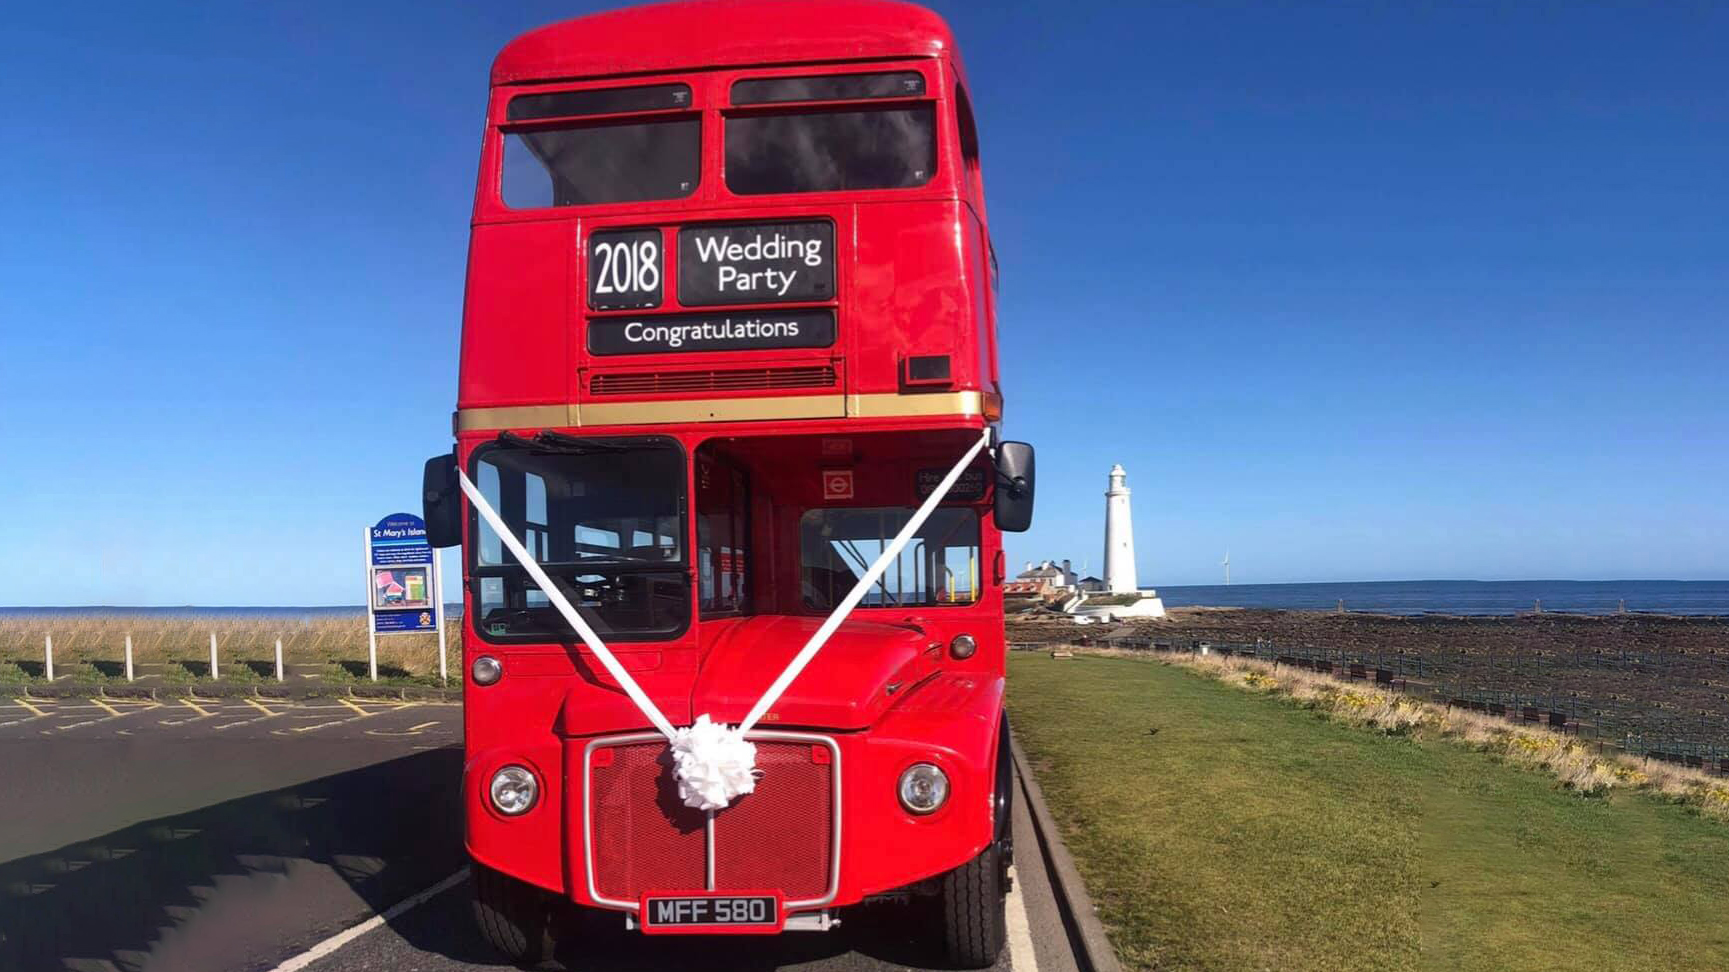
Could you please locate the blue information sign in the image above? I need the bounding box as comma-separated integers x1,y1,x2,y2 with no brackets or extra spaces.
368,513,437,633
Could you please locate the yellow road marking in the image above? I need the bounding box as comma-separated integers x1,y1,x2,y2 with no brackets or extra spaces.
90,699,122,717
244,698,279,717
13,698,48,718
180,698,215,718
337,698,376,717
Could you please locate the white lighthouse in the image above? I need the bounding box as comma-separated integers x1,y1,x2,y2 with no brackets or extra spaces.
1104,464,1137,593
1066,463,1166,622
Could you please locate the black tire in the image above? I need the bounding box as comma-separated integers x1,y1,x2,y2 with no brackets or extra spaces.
472,862,561,967
939,842,1007,969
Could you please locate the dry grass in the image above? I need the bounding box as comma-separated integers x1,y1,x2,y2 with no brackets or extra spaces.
1068,645,1729,822
0,615,460,681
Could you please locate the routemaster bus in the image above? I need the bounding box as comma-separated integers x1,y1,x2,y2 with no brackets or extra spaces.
420,1,1034,966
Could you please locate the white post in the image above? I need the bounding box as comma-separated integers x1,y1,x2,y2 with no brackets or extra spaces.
275,638,284,682
124,635,134,682
433,552,448,686
364,525,379,682
44,634,54,682
209,631,219,680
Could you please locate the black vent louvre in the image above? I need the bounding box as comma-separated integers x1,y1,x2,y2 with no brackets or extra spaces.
590,365,837,396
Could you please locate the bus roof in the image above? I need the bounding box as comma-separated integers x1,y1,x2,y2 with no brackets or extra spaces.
491,0,958,86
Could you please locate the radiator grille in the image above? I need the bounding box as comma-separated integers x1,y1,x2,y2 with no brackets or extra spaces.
589,745,707,899
713,743,834,899
586,736,837,906
589,365,837,396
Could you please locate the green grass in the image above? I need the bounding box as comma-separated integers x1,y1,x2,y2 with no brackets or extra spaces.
1007,654,1729,972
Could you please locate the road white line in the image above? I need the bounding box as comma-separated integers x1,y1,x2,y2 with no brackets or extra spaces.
1006,864,1039,972
276,720,347,735
266,867,469,972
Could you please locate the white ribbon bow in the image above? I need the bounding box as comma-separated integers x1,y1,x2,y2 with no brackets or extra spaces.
459,427,991,810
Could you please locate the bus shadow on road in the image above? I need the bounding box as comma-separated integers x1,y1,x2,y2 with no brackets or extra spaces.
0,748,464,971
470,895,973,972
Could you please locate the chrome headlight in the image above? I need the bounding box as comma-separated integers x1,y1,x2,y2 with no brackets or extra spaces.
897,762,950,815
489,765,538,815
949,634,978,659
471,655,502,686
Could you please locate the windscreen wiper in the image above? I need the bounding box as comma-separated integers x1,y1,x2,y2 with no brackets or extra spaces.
494,431,631,455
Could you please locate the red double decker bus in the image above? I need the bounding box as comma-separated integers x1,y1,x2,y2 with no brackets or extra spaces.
422,1,1034,965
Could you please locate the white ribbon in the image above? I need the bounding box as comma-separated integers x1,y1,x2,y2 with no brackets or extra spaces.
459,427,992,810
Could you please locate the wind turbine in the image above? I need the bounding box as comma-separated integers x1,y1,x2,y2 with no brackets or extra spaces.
1221,550,1231,586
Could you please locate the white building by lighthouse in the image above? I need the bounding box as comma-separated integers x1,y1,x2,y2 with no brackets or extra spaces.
1104,464,1137,594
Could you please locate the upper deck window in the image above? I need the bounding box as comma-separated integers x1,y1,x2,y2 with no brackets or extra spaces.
731,71,924,106
725,105,935,195
502,117,699,208
508,83,692,121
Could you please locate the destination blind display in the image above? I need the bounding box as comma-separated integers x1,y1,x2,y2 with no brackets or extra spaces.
916,466,988,501
679,221,834,304
588,309,835,355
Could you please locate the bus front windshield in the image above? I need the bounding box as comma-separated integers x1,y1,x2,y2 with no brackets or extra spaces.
800,507,979,610
471,438,689,641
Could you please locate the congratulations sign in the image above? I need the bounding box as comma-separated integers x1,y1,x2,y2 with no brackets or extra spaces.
588,309,835,355
678,221,834,305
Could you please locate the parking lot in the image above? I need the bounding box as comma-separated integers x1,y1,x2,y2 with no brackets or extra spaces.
0,694,460,742
0,695,1068,972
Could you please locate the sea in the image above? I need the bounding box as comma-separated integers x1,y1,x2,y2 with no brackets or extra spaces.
3,581,1728,618
1152,580,1729,616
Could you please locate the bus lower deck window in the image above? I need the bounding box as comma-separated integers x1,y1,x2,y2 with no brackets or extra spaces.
502,117,699,208
725,105,935,195
470,439,690,640
800,506,979,609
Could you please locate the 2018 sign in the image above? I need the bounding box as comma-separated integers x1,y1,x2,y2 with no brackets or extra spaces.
588,228,663,310
678,221,834,305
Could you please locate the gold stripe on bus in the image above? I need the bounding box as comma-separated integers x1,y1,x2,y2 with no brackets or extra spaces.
453,391,1000,433
453,404,575,433
850,391,1000,420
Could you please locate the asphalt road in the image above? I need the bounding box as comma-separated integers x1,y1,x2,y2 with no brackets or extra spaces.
0,696,1075,972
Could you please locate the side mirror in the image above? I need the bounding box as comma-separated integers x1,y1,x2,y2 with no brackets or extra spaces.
423,454,462,548
994,441,1035,533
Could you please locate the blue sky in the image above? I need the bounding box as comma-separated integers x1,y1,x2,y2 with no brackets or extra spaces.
1,1,1724,605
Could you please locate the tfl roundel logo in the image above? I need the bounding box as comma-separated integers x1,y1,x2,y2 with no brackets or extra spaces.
822,469,854,502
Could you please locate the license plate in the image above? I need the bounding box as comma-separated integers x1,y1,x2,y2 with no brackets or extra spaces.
639,892,783,935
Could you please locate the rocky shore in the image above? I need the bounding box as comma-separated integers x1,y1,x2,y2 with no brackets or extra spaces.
1008,608,1729,752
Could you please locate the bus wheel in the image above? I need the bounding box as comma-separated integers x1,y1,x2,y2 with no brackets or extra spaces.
472,862,561,967
938,842,1007,969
